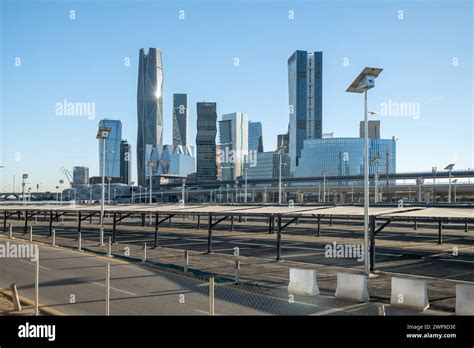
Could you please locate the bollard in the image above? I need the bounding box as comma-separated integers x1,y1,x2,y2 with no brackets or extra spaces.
235,260,240,284
105,263,110,316
9,223,12,239
52,229,56,246
107,237,112,257
35,253,39,316
29,226,33,242
142,242,147,263
100,228,104,246
184,250,189,273
77,232,82,251
209,277,215,316
10,284,22,312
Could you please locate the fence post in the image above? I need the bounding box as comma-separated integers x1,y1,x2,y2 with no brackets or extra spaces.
209,277,215,316
105,262,110,316
100,228,104,246
10,284,22,311
235,260,240,284
9,223,12,238
77,232,82,251
29,226,33,242
184,250,189,273
52,228,56,247
142,242,147,263
107,236,112,257
35,250,39,316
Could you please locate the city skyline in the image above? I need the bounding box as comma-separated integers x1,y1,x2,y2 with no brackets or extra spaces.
1,0,472,191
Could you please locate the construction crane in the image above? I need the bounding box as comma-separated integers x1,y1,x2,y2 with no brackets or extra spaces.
59,167,73,187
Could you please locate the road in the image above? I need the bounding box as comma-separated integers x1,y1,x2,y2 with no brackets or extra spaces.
0,238,432,316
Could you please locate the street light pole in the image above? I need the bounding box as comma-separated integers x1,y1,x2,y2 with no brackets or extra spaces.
278,153,282,205
244,168,248,204
97,126,110,232
346,66,382,277
445,164,455,203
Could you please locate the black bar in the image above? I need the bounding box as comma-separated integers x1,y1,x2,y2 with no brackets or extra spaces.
276,216,282,261
438,220,443,244
3,210,6,232
370,217,376,272
112,212,117,243
207,213,213,254
413,217,417,230
154,213,159,248
230,216,234,231
141,213,145,227
23,210,28,233
317,216,321,237
268,216,272,234
78,212,82,233
49,210,53,236
197,215,200,229
465,219,469,232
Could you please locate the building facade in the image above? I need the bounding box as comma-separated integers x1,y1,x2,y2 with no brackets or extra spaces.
98,119,122,178
120,140,131,185
173,93,188,146
219,112,249,181
294,137,396,183
72,166,89,188
248,121,263,153
359,120,381,139
196,102,217,181
246,152,290,179
288,50,323,175
137,47,164,187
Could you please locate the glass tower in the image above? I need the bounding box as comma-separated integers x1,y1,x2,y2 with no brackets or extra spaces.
248,121,264,153
173,93,188,146
137,47,163,186
99,119,122,178
288,50,323,175
196,102,217,181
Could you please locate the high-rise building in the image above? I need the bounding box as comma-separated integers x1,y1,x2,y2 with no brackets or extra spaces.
196,102,217,181
248,121,264,153
99,119,122,178
137,47,164,186
359,120,380,139
120,140,131,185
246,152,290,179
173,93,188,146
288,50,323,174
72,166,89,188
219,112,249,181
276,132,289,154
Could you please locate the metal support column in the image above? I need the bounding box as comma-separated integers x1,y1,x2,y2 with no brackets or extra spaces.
438,220,443,244
276,216,282,261
369,217,376,272
207,213,213,254
154,213,159,248
112,212,117,243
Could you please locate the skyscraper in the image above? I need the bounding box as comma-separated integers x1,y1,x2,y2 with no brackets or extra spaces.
219,112,249,181
98,119,122,178
248,121,264,153
288,50,323,174
137,47,163,186
120,140,131,185
173,93,188,146
72,166,89,188
196,102,217,181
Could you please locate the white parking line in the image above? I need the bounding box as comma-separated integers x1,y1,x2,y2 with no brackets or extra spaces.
19,259,52,271
91,281,137,296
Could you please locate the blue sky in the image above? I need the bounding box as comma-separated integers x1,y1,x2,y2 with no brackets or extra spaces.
1,0,472,191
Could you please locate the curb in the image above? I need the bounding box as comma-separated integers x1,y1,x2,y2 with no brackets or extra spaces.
0,288,65,316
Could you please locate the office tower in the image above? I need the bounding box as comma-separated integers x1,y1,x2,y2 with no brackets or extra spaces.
196,102,217,181
72,166,89,188
288,50,323,174
276,132,289,154
173,93,188,146
248,121,264,153
246,152,290,179
120,140,131,185
219,112,249,181
359,120,381,139
98,119,122,178
137,47,164,186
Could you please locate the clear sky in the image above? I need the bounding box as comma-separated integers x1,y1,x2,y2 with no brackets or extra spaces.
1,0,472,192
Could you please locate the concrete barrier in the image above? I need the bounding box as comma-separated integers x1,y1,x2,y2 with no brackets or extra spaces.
456,284,474,315
335,273,369,302
287,268,319,296
390,277,429,311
